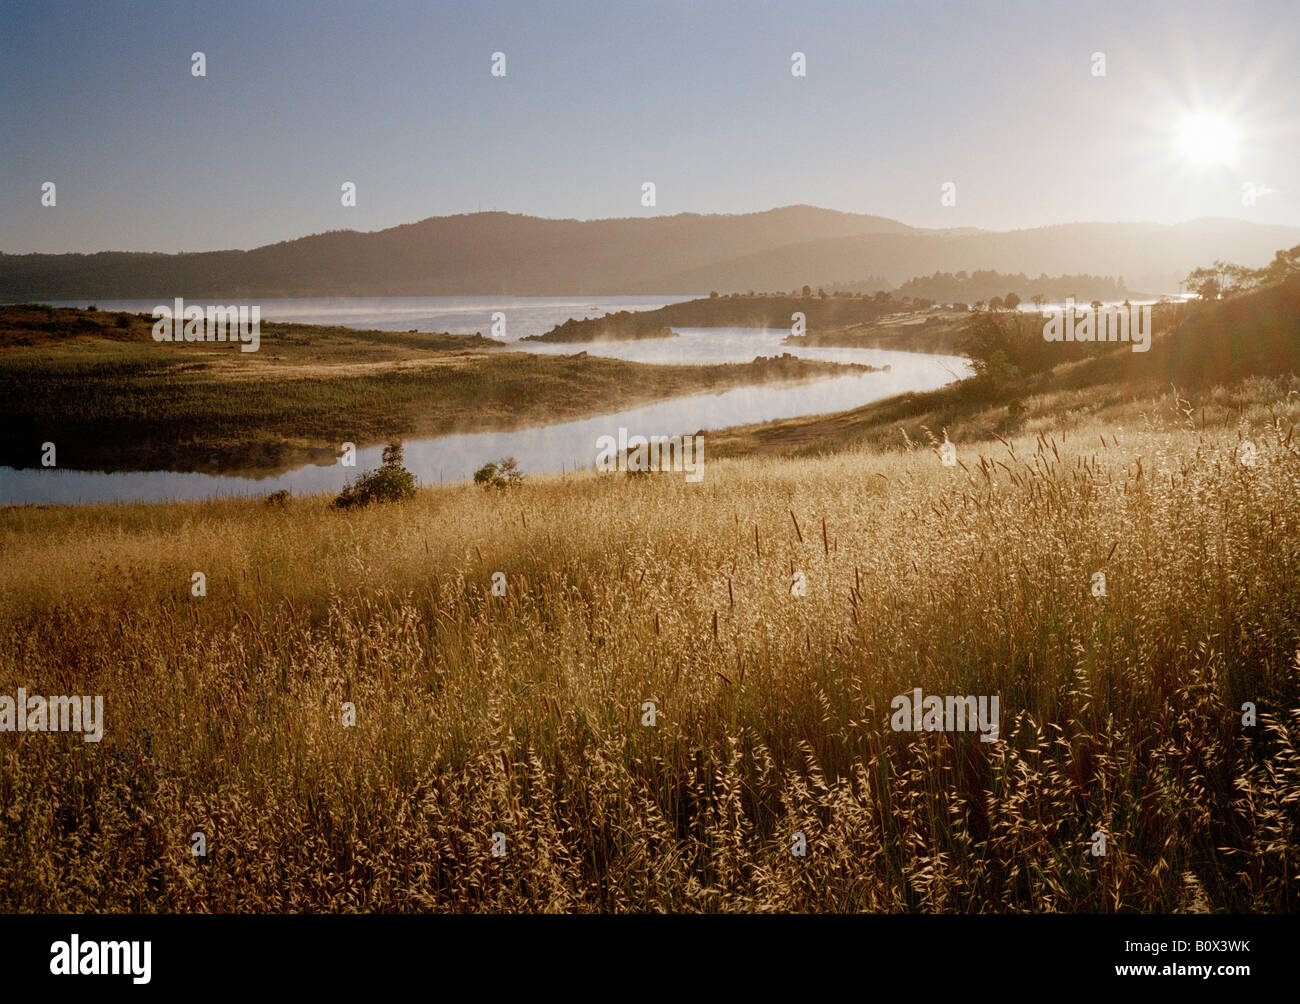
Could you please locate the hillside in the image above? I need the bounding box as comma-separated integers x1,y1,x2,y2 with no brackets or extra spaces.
3,208,1296,299
710,275,1300,459
0,206,908,300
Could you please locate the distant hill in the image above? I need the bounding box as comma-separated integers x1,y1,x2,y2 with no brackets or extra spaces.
646,220,1300,295
2,207,1296,300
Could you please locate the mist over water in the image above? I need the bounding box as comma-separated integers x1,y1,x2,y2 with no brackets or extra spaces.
7,297,970,505
44,296,695,340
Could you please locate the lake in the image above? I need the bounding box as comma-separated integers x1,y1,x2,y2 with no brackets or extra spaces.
41,295,696,341
4,297,971,505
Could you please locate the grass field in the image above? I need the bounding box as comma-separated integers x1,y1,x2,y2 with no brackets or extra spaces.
2,370,1298,911
2,278,1299,913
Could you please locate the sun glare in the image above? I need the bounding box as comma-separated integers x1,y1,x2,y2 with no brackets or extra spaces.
1176,113,1238,166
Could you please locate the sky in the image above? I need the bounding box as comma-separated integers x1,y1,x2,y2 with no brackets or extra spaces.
1,0,1297,253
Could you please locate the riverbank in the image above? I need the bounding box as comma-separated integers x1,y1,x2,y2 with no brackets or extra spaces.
529,292,966,352
783,309,970,355
0,305,875,474
522,312,678,342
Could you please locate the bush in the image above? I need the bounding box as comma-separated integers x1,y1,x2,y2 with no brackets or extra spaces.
473,457,524,491
955,307,1098,405
956,347,1021,406
264,489,291,508
997,398,1029,436
332,441,417,510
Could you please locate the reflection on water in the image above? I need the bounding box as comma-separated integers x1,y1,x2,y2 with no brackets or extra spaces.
0,353,966,505
524,326,951,367
43,295,696,340
7,299,971,505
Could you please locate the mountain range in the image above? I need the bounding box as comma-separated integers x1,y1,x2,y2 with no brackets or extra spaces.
3,206,1297,300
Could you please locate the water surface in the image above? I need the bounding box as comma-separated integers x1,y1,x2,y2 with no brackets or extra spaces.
6,297,970,505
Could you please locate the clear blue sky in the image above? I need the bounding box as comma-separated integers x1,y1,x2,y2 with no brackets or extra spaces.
2,0,1296,252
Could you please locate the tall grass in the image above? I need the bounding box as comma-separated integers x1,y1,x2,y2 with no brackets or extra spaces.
1,385,1298,912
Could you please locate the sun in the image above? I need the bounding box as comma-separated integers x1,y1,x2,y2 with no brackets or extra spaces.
1176,113,1238,167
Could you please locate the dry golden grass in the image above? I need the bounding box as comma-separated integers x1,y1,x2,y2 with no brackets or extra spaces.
2,382,1299,912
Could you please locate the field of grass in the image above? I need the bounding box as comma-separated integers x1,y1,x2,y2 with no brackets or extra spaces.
2,279,1298,913
2,370,1298,911
0,305,864,473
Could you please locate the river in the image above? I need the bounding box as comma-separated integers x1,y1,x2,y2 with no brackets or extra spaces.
2,297,971,504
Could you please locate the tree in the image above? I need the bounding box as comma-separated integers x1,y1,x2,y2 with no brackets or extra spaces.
802,285,812,298
1182,250,1297,303
1263,244,1300,283
1004,292,1021,310
1184,264,1222,300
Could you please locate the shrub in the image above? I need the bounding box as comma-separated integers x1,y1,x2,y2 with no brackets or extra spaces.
959,310,1039,380
997,398,1029,435
264,489,291,508
332,440,416,510
473,456,524,491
